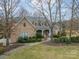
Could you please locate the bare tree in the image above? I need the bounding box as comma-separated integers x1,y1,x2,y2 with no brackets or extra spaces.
27,0,63,40
18,7,30,18
0,0,20,46
55,0,62,35
69,0,79,38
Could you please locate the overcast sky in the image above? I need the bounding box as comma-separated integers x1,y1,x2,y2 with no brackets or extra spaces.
20,0,75,20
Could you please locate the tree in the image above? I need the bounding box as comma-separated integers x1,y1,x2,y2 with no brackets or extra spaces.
18,7,30,18
27,0,63,40
69,0,79,38
0,0,20,46
55,0,62,35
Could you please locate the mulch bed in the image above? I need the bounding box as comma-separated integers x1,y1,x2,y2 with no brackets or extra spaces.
4,43,25,53
0,43,24,55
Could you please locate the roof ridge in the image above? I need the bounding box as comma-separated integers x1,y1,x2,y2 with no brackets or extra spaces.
11,16,36,30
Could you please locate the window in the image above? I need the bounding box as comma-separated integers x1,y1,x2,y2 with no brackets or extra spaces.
19,32,28,37
23,23,26,27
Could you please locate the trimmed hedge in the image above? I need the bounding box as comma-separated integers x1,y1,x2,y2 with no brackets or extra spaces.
28,36,42,43
54,36,79,44
17,35,43,43
71,36,79,43
54,36,71,44
17,32,44,43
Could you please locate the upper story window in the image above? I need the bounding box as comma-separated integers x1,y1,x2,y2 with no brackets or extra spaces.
23,23,26,27
35,23,37,26
38,23,41,26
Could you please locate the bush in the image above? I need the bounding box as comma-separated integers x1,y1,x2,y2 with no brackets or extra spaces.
36,33,44,39
54,38,59,43
18,36,42,43
0,47,5,54
28,36,42,43
54,36,71,44
54,36,79,44
28,36,36,42
0,44,5,55
71,36,79,43
53,35,61,38
17,33,44,43
36,33,44,42
61,31,66,36
53,31,66,38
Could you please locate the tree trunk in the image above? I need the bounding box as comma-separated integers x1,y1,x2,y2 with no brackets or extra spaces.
50,27,54,41
6,38,9,46
5,22,10,46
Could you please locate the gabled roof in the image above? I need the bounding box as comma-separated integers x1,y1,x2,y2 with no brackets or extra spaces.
11,16,36,30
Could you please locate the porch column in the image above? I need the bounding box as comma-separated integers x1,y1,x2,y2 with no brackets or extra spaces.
49,29,51,37
42,30,44,36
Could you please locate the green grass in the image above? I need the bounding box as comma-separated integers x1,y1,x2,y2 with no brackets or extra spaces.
6,44,79,59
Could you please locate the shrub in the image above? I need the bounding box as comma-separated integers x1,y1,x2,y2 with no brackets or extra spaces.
54,36,71,44
71,36,76,42
71,36,79,43
54,36,79,44
0,47,5,54
36,34,44,39
54,38,59,43
18,35,43,43
28,36,42,43
28,36,36,42
53,31,66,38
75,36,79,42
61,32,66,36
17,33,44,43
53,35,60,38
0,43,5,55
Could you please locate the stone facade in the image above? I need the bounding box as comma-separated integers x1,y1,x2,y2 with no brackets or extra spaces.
10,17,36,43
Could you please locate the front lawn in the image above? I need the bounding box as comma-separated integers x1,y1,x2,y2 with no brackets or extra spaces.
6,44,79,59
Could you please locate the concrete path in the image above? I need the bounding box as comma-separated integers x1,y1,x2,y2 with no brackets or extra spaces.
0,42,42,59
0,55,6,59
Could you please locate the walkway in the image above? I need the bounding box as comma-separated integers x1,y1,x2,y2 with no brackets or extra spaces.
0,40,50,59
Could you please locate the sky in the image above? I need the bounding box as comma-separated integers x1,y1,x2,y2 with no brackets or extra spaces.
20,0,71,11
20,0,36,14
0,0,78,20
19,0,74,20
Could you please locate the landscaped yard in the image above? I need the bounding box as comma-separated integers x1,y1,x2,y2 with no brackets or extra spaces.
6,44,79,59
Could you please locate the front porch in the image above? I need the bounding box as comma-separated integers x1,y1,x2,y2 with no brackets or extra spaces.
36,30,50,38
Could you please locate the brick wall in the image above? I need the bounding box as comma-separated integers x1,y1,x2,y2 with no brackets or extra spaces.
10,19,36,43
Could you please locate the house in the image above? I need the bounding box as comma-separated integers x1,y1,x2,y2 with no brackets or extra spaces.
0,16,60,43
10,17,36,43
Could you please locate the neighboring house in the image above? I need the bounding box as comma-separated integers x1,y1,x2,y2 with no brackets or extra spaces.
53,24,60,35
0,23,5,38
